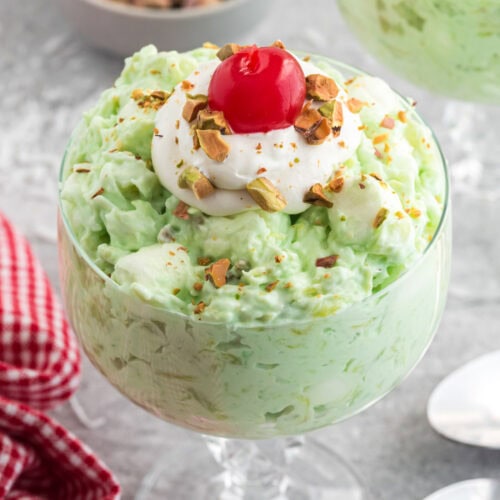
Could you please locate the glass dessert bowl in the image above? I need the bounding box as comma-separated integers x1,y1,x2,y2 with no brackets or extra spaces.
58,44,450,498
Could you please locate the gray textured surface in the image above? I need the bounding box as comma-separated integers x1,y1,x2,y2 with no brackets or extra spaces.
1,1,500,499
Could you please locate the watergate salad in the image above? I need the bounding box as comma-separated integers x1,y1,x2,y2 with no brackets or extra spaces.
60,42,445,325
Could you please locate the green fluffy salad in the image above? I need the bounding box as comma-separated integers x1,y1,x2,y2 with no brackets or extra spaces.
60,44,445,323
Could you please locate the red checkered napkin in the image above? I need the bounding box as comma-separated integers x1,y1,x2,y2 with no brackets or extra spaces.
0,213,121,499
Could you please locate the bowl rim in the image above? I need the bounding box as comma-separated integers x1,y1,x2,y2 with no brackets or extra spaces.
58,50,450,328
80,0,254,19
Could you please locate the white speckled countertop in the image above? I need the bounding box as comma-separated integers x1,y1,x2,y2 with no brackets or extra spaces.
2,1,500,498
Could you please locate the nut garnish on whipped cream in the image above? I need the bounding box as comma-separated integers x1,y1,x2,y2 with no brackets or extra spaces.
152,43,362,216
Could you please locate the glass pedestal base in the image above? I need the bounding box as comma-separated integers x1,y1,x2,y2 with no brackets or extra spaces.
135,436,366,500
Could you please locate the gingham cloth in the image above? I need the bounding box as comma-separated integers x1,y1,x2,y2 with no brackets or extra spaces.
0,213,121,499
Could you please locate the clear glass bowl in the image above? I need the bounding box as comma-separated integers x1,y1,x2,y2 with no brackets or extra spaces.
58,55,451,441
337,0,500,103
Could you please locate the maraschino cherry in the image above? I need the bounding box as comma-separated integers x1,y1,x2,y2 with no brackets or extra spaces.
208,45,306,134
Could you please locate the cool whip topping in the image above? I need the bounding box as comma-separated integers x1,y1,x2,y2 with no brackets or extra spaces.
152,55,362,215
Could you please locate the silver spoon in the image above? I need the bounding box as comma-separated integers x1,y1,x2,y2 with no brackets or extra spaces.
427,350,500,448
423,478,500,500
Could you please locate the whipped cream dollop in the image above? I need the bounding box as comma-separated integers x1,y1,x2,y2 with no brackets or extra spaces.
152,56,362,216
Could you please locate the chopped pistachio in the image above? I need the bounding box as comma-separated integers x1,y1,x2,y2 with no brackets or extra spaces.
306,74,339,101
194,301,206,314
406,207,422,218
217,43,242,61
181,80,195,92
265,280,280,292
182,94,208,122
198,256,212,266
271,40,286,49
173,200,190,220
178,166,215,199
150,90,168,100
196,129,230,162
373,133,389,145
380,115,395,129
196,109,232,135
319,100,344,137
310,118,332,144
327,176,344,193
132,89,170,110
303,183,333,208
346,97,366,113
91,187,104,199
315,255,339,268
246,177,287,212
294,103,331,145
205,258,231,288
373,207,389,228
131,89,144,100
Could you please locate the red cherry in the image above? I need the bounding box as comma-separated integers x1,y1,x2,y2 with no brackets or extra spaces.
208,46,306,134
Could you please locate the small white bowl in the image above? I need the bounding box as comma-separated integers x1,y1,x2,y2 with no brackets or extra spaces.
55,0,273,57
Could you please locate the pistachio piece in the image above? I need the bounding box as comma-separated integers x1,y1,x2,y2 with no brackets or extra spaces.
303,183,333,208
309,118,332,145
346,97,366,114
178,166,215,199
265,280,280,292
246,177,287,212
373,133,388,145
150,90,169,100
205,258,231,288
194,301,206,314
331,102,344,137
181,80,195,92
91,187,105,199
294,104,331,145
196,109,232,135
327,176,344,193
380,115,395,129
373,207,389,228
315,255,338,268
132,89,170,110
271,40,286,49
131,89,144,100
182,94,208,122
294,103,322,133
198,256,212,266
217,43,242,61
173,200,190,220
196,129,230,162
406,207,422,218
319,100,344,137
306,74,339,101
